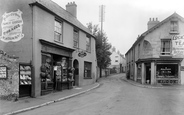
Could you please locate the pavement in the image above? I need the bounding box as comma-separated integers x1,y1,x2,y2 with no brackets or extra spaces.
0,83,100,115
122,77,184,90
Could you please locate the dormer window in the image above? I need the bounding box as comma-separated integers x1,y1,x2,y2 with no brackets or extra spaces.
170,20,178,34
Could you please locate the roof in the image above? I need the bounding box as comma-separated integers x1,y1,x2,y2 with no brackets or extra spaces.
125,12,184,55
29,0,95,39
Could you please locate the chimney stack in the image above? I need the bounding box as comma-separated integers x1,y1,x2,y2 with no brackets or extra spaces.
147,18,160,30
66,2,77,18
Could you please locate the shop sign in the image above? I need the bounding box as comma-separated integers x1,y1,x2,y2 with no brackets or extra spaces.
158,80,178,84
0,9,24,42
181,66,184,71
0,66,7,79
172,35,184,56
78,51,87,58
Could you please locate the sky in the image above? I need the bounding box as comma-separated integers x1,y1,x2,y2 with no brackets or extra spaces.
52,0,184,55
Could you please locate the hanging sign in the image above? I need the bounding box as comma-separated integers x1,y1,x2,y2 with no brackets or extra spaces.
172,35,184,56
0,66,7,79
78,51,87,58
0,9,24,42
181,66,184,71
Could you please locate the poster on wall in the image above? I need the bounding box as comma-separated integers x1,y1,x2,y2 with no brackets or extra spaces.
172,35,184,56
0,9,24,42
0,66,7,79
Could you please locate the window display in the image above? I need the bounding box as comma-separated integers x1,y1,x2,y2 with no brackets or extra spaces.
156,64,178,78
19,64,32,97
61,57,68,82
19,65,31,85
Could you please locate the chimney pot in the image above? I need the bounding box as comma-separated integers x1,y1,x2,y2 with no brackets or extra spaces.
147,17,160,30
66,1,77,18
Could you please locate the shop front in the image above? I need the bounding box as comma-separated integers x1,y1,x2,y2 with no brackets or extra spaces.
136,58,183,85
40,40,75,95
156,61,180,85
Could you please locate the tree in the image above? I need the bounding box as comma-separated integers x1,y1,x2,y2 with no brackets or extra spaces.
87,22,112,77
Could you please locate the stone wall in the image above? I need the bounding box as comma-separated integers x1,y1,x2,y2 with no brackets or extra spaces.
0,51,19,101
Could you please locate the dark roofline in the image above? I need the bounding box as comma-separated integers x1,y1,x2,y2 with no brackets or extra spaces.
125,12,184,56
29,1,96,40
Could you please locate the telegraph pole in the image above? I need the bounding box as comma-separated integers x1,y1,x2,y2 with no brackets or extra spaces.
99,5,105,37
99,5,105,77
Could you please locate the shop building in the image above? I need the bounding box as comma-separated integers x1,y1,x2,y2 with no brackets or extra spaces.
0,0,97,98
125,13,184,85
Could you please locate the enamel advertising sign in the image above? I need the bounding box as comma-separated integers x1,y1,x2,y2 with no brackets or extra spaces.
0,9,24,42
172,35,184,56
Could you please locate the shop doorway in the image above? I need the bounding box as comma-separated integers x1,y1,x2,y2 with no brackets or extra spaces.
73,59,79,86
145,64,151,84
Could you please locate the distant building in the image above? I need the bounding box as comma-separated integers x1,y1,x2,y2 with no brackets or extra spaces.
125,13,184,85
109,49,126,73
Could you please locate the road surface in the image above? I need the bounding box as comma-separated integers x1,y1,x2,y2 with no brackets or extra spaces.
18,73,184,115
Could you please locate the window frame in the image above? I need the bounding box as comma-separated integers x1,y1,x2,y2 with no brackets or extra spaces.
170,20,179,34
160,39,172,56
138,44,140,58
73,28,79,48
54,20,63,43
84,61,92,79
86,34,91,53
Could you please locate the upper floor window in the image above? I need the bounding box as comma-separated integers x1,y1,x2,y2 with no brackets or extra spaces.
170,20,178,33
138,44,140,58
86,35,91,52
160,39,171,55
54,20,63,42
73,29,79,48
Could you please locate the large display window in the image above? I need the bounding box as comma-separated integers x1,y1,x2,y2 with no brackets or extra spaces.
156,63,179,84
156,64,178,78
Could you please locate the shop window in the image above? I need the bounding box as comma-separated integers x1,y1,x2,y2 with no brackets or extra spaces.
84,61,92,79
86,35,91,52
170,20,178,33
54,20,63,43
73,29,79,48
160,39,171,55
156,64,178,78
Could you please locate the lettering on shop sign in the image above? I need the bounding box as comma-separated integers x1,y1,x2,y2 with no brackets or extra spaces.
78,51,87,58
0,66,7,79
0,9,24,42
158,80,178,84
172,35,184,56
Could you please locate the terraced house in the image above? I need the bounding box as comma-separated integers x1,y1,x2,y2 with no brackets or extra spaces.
0,0,97,98
126,13,184,85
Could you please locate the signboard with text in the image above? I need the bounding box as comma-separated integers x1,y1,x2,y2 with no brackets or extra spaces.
172,35,184,56
0,66,7,79
0,9,24,42
78,51,87,58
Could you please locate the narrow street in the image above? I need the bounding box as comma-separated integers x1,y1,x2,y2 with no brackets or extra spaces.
17,73,184,115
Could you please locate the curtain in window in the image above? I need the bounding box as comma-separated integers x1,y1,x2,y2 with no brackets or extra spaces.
161,40,171,55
